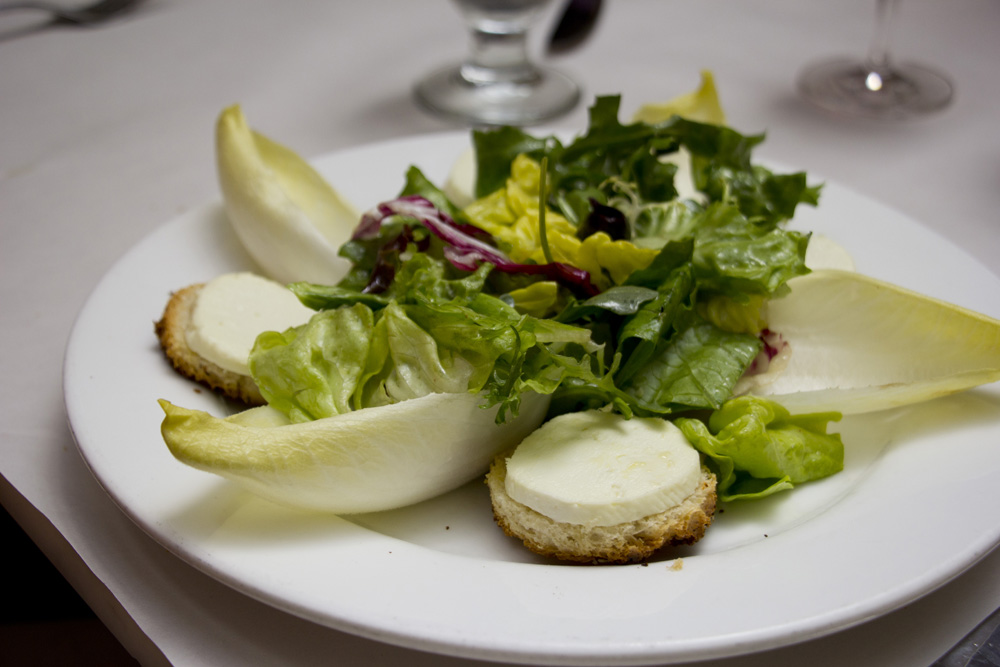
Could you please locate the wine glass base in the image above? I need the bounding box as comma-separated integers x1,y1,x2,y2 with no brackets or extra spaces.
798,58,953,120
414,64,580,127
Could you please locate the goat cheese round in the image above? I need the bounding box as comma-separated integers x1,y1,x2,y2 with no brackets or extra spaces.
504,410,702,527
186,272,314,376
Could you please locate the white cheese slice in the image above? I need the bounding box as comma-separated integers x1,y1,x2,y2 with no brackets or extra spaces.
185,272,314,376
504,410,702,527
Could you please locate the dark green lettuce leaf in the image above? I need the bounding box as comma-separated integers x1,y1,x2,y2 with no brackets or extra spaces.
620,314,762,413
614,266,695,384
470,96,821,245
554,285,660,322
472,127,557,198
694,162,822,227
691,202,810,299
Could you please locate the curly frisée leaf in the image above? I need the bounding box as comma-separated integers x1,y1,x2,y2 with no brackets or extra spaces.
159,392,550,514
215,105,359,285
743,269,1000,414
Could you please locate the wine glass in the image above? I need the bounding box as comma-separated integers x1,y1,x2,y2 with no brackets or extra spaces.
797,0,953,119
414,0,580,126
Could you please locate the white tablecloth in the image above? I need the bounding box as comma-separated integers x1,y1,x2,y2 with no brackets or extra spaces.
3,1,999,664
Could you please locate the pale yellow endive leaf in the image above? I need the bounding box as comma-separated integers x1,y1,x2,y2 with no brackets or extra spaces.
216,105,359,285
160,392,550,514
744,270,1000,414
632,70,727,126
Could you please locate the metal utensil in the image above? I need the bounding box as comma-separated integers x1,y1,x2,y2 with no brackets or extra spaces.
547,0,602,55
931,605,1000,666
0,0,139,26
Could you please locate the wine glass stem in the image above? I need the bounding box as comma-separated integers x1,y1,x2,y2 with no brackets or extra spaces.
462,27,538,85
866,0,897,75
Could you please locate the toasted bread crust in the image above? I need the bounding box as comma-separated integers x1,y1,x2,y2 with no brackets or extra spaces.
154,283,265,406
487,454,716,564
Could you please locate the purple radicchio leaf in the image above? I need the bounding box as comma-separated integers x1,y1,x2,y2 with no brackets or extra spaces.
354,195,599,296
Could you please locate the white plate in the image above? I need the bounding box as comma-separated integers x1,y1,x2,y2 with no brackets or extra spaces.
64,132,1000,665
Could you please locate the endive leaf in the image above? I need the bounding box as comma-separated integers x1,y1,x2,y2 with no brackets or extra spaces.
744,270,1000,414
159,391,550,514
216,105,359,285
631,70,727,126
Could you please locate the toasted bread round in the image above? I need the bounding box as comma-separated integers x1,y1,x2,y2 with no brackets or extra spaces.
154,283,265,406
486,454,716,564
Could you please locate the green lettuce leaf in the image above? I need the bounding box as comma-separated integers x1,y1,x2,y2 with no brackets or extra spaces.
471,96,820,236
253,252,627,425
677,396,843,501
691,202,810,299
620,315,762,413
472,126,556,198
554,285,660,323
290,253,491,312
629,199,702,246
249,304,381,422
693,162,822,228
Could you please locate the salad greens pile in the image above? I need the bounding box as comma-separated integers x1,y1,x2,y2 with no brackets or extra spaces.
247,95,843,501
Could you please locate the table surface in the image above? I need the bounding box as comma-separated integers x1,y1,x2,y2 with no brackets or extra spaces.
3,1,999,665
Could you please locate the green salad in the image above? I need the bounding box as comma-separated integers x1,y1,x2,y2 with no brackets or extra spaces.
243,94,844,502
